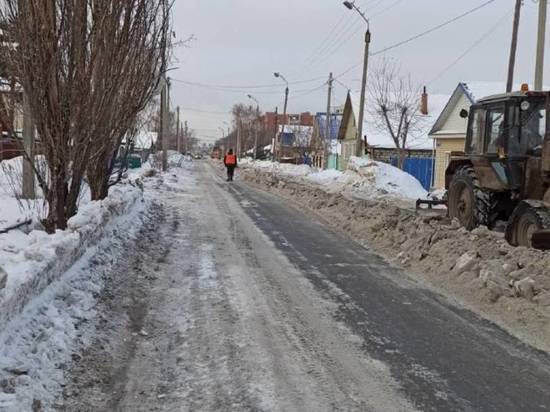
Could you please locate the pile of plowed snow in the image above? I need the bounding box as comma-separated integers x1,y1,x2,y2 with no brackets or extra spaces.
241,157,427,201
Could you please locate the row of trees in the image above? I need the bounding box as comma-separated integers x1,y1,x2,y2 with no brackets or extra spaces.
217,104,273,155
0,1,172,232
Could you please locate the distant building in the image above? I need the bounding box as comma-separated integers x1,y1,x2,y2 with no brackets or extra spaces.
310,109,344,169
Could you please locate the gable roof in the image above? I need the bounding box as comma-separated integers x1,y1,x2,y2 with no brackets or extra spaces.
339,91,449,150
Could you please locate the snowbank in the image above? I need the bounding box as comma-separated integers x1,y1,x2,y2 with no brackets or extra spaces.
241,157,427,201
0,160,189,410
0,173,146,333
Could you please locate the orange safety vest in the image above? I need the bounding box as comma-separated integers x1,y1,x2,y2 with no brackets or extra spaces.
225,154,236,166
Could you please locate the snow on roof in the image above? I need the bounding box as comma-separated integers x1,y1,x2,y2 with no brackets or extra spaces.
134,130,158,149
348,92,449,150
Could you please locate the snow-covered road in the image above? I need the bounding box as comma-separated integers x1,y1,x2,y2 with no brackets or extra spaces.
15,160,549,411
59,163,415,411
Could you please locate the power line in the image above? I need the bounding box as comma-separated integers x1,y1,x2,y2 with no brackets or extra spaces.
428,8,513,85
306,0,404,74
373,0,496,56
172,76,326,91
180,107,230,115
315,0,404,68
335,0,497,79
371,0,404,19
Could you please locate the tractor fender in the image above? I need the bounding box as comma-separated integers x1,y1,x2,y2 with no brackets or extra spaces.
445,158,472,190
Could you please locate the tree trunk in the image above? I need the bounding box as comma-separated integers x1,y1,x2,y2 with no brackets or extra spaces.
44,166,68,232
89,154,110,201
397,148,406,170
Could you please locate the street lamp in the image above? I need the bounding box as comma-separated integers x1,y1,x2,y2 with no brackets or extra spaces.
343,1,371,157
274,72,289,161
247,94,261,160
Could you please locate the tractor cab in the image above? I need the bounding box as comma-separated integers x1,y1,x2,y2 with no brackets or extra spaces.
446,88,550,248
453,91,549,194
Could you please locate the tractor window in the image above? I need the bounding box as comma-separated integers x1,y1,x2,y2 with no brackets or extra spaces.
467,108,485,154
521,105,545,154
508,105,522,156
486,108,505,154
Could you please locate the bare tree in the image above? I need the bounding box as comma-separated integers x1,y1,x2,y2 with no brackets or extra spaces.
0,1,171,231
369,59,424,169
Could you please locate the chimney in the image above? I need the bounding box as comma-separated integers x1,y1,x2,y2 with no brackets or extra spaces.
421,86,428,115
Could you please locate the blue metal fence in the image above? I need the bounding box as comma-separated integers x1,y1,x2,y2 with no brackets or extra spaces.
390,157,434,190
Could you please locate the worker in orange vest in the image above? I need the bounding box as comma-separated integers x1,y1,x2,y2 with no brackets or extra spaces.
223,149,237,182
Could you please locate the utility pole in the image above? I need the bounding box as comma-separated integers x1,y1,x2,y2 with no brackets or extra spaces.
254,106,259,160
273,106,278,160
247,94,260,160
184,120,189,154
160,77,168,171
325,72,334,168
236,119,241,159
535,0,547,90
22,92,34,199
344,1,371,157
274,72,289,162
357,30,371,156
507,0,522,93
176,106,181,153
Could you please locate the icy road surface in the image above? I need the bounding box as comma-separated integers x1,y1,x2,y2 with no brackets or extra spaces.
60,162,550,411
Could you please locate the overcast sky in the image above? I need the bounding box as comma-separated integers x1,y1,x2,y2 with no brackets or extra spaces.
171,0,548,143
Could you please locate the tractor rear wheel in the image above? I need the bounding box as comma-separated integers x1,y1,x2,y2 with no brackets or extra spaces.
506,201,550,247
448,166,493,230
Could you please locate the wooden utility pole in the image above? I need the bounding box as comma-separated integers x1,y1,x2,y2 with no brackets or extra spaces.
273,107,278,160
254,105,259,160
507,0,522,93
184,120,188,153
236,119,241,159
357,29,371,156
535,0,547,90
160,77,169,171
325,72,334,168
176,106,181,153
22,92,34,199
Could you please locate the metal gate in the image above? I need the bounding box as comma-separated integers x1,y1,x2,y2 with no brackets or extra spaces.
390,157,434,190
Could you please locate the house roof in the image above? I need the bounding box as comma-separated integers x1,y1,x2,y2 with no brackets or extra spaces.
342,91,449,150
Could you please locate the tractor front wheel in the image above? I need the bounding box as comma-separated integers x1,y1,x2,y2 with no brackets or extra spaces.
448,166,493,230
506,201,550,247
